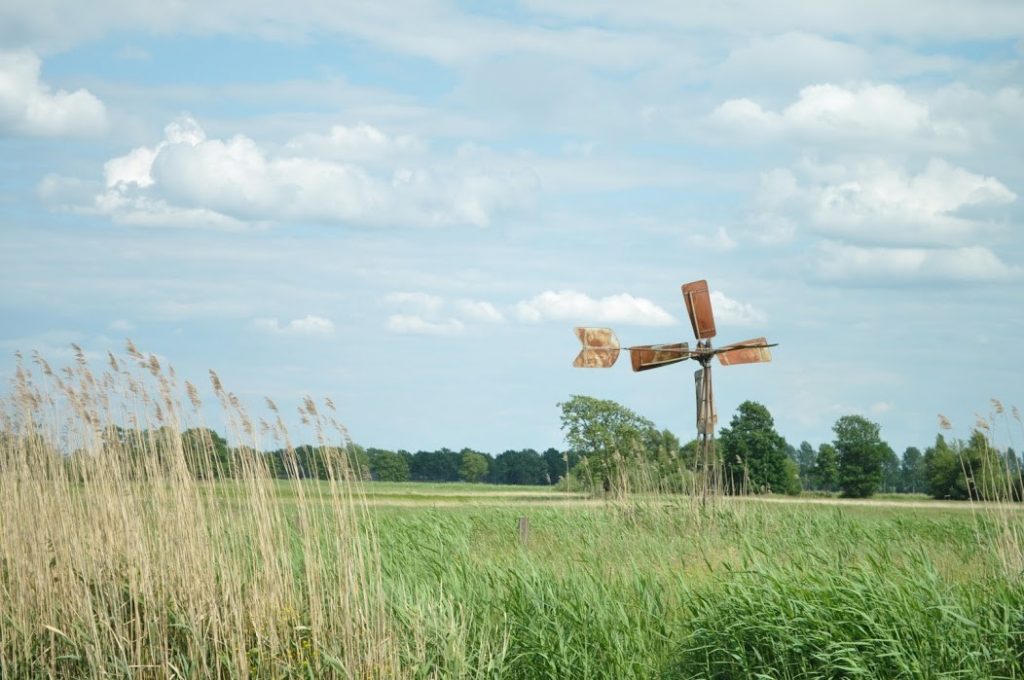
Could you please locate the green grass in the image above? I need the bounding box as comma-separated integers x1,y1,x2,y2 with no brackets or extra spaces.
10,469,1022,678
364,492,1023,678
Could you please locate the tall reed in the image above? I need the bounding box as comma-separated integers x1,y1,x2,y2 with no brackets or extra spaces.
0,344,394,678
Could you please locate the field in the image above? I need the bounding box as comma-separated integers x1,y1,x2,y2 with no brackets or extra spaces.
367,484,1024,678
6,473,1024,678
2,359,1023,678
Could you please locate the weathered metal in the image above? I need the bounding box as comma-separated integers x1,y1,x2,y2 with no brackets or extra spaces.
694,367,717,435
629,343,690,372
682,280,716,340
572,327,620,368
716,337,773,366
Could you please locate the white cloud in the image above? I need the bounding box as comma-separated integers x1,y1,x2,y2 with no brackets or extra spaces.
709,291,767,326
514,290,675,326
810,242,1019,283
62,116,536,229
109,319,135,332
710,83,966,148
0,49,106,137
383,293,503,330
455,299,505,323
385,314,464,336
284,123,424,164
757,158,1016,246
384,291,444,316
252,315,335,336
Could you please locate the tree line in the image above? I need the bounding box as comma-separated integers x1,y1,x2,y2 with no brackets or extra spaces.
30,399,1020,501
358,447,581,485
559,395,1023,500
74,425,581,486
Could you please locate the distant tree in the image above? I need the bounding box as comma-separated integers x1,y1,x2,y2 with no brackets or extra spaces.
490,449,548,485
346,444,371,480
814,443,840,492
782,457,802,496
679,438,699,469
644,428,690,490
542,447,579,486
833,415,888,498
924,434,963,499
967,430,1006,501
369,449,410,482
181,427,230,479
880,443,900,493
1004,447,1023,501
410,448,460,482
718,401,798,495
796,441,817,490
559,395,655,493
899,446,925,493
458,449,490,483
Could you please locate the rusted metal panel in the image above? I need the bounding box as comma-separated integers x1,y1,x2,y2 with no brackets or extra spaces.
716,337,773,366
572,327,620,368
694,367,717,434
629,342,689,372
681,280,717,340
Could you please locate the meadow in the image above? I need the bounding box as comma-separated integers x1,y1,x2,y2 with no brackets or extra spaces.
2,352,1023,678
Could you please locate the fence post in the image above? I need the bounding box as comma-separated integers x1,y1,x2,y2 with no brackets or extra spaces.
517,516,529,548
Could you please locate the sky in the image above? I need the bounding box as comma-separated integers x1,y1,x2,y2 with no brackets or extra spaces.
1,1,1022,456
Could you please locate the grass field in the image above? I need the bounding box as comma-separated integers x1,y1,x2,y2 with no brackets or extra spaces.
3,357,1023,678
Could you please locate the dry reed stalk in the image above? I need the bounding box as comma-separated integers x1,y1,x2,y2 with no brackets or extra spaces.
0,344,398,678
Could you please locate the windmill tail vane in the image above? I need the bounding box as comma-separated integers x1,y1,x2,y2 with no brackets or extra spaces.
571,280,776,494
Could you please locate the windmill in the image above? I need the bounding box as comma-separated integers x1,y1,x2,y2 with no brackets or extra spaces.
571,280,776,497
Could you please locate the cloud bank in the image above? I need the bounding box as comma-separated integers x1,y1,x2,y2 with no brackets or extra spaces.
0,50,107,137
48,116,536,229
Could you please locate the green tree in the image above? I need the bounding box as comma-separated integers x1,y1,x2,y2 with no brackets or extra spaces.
346,444,371,480
814,443,839,492
559,395,655,494
458,449,490,483
718,401,798,495
899,446,925,493
833,415,888,498
490,449,547,485
880,443,900,493
924,434,962,499
796,441,817,490
410,448,460,481
369,449,410,482
542,447,579,486
181,427,230,479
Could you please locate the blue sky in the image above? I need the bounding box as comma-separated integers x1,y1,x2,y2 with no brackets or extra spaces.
2,1,1022,456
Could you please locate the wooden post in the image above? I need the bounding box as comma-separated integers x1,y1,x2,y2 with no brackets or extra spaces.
517,516,529,548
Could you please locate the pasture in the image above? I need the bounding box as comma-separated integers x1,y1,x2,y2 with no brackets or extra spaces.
4,470,1023,678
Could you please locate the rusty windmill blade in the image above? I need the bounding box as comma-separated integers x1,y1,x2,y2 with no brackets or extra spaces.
572,327,621,368
629,343,690,372
715,337,776,366
681,280,716,340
